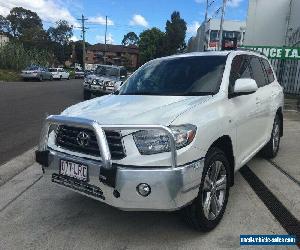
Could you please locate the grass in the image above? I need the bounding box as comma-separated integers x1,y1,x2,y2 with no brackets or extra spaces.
0,69,22,82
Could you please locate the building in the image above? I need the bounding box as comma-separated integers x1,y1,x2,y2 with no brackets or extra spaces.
85,44,139,70
188,19,246,52
244,0,300,95
244,0,300,46
0,34,9,47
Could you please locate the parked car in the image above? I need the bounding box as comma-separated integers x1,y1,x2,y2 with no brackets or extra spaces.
83,65,127,99
36,50,283,231
49,68,70,80
21,65,53,81
75,69,85,79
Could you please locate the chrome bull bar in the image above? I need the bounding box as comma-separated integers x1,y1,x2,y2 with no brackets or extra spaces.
38,115,177,169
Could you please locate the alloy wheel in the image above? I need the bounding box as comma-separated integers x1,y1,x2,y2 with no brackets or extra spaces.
202,160,227,221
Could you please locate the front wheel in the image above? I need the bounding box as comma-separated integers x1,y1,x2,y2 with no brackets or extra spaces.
182,147,230,231
83,90,91,100
261,114,281,158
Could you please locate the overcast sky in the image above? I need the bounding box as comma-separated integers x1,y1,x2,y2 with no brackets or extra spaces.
0,0,249,44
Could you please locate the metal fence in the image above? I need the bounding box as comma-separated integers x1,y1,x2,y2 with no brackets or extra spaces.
270,28,300,96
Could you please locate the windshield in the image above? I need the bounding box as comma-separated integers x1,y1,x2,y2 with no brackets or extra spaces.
118,56,227,96
49,68,57,72
95,66,119,77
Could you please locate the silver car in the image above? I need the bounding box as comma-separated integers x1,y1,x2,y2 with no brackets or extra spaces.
21,66,53,81
83,65,127,100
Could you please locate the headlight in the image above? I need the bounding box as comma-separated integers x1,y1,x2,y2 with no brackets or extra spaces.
133,124,197,155
92,79,97,85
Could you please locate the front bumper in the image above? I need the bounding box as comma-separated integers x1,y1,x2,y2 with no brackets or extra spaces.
36,149,204,211
84,83,114,94
21,73,38,79
36,115,204,211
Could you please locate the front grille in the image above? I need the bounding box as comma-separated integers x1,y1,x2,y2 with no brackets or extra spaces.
56,125,126,160
52,173,105,200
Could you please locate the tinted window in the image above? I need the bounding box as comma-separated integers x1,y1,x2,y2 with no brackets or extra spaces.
261,58,275,84
120,68,127,77
229,55,252,93
119,56,227,96
249,56,267,87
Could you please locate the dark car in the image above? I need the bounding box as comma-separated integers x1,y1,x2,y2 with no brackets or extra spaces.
75,69,85,79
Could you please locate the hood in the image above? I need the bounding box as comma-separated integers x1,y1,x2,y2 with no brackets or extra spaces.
86,74,119,82
61,94,212,125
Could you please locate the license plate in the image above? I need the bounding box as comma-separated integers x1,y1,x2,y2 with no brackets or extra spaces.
60,160,88,181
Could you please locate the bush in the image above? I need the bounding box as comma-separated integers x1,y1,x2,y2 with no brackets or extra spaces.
0,42,55,71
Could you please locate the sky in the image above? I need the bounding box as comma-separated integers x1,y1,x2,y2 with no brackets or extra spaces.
0,0,249,45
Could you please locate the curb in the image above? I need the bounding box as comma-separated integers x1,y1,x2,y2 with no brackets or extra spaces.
0,148,36,187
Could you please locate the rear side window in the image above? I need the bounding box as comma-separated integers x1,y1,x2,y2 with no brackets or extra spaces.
261,58,275,84
248,56,268,87
229,55,252,93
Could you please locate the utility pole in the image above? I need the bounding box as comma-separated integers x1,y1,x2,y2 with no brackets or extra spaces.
78,14,88,70
218,0,227,50
198,0,209,51
104,15,108,65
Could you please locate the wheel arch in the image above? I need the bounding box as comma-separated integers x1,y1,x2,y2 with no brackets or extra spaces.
208,135,235,187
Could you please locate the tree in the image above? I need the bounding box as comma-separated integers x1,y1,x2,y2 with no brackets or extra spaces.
165,11,187,54
0,15,11,35
7,7,42,37
21,26,50,50
74,40,90,66
138,28,165,64
48,20,73,45
122,32,139,46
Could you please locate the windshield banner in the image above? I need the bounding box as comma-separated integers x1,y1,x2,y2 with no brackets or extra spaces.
239,46,300,60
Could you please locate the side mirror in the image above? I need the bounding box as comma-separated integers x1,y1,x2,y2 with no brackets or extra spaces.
233,78,258,97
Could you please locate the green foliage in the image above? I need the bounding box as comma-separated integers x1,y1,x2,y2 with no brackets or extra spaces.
139,28,165,64
0,42,54,71
165,11,187,54
74,41,90,66
137,11,187,65
48,20,73,45
0,69,21,82
7,7,42,37
122,32,139,46
0,15,11,35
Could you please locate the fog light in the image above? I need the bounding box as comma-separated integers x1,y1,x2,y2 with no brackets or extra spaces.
137,183,151,197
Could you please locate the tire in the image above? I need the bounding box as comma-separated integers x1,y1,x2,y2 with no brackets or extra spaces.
182,147,230,232
67,76,70,80
261,114,281,158
39,75,43,82
83,90,91,100
59,76,62,81
50,76,53,81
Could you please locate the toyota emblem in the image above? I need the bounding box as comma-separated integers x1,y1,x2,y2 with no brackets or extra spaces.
76,131,90,147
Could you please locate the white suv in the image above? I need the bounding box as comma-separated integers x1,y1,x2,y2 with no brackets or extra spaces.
49,68,70,80
36,51,283,231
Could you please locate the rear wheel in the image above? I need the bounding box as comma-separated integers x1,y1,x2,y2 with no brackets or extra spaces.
182,147,230,231
50,75,53,81
261,114,281,158
83,90,91,100
39,75,43,82
59,75,62,81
